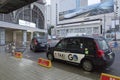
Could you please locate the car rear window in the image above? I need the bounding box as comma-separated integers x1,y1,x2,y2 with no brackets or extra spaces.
37,38,46,43
97,38,109,50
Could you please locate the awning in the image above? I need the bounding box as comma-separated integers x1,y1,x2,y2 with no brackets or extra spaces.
0,21,47,33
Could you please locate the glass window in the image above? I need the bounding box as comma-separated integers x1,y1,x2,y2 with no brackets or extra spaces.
93,27,99,34
56,39,67,49
86,27,92,34
80,28,85,33
97,39,109,50
66,38,83,53
83,38,96,55
74,28,80,33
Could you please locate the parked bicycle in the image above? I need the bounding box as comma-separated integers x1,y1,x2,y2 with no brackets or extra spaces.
5,42,16,55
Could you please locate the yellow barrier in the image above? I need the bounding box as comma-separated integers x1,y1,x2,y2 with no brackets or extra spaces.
100,73,120,80
14,52,22,58
38,58,52,68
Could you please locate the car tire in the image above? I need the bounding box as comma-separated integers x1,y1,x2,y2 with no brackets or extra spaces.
82,60,93,72
47,53,54,61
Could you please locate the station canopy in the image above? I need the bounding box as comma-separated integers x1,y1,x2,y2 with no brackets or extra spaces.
0,0,44,14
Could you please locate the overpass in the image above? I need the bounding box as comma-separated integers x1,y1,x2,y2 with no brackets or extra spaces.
0,0,45,13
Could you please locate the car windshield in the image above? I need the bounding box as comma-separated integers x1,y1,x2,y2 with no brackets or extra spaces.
37,38,46,43
97,39,109,50
106,38,114,42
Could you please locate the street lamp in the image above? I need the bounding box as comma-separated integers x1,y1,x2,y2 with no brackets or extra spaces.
103,14,106,37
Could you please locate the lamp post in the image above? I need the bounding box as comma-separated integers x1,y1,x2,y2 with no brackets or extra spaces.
103,14,106,37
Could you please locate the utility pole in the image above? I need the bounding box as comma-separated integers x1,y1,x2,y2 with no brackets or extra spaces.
114,0,118,47
103,14,106,37
114,0,118,41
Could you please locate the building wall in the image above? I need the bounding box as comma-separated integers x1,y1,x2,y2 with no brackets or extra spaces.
0,2,47,45
56,21,101,37
51,0,57,26
16,31,23,46
50,0,115,38
117,0,120,17
80,0,88,7
0,29,5,45
5,30,13,43
0,2,46,31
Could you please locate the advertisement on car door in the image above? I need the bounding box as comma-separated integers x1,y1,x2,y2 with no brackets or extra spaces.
54,51,85,63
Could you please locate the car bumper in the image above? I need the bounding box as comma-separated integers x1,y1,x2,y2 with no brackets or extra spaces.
93,53,115,68
35,45,47,51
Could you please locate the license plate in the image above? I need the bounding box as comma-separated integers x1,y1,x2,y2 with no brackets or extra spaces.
109,55,112,59
108,52,112,59
40,44,45,47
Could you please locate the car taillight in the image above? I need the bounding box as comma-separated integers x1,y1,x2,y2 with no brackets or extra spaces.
97,50,104,57
94,40,104,58
34,39,38,45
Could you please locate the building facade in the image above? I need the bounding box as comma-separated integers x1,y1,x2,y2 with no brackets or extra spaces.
50,0,120,38
0,1,47,46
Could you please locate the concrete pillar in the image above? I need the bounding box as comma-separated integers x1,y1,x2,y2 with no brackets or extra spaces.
23,30,27,46
31,32,33,39
0,29,5,45
13,31,17,43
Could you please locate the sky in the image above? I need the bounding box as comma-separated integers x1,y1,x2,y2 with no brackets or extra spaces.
88,0,100,5
46,0,51,5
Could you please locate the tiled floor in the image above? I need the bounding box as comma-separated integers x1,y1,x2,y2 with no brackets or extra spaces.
0,46,92,80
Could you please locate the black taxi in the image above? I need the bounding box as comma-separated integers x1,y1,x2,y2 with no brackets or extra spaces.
46,36,115,71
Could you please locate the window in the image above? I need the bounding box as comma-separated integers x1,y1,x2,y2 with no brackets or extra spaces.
83,38,96,54
97,39,109,50
56,39,67,50
93,27,99,34
80,28,85,33
66,38,83,53
86,27,92,34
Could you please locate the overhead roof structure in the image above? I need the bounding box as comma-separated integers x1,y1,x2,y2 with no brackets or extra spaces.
0,0,45,14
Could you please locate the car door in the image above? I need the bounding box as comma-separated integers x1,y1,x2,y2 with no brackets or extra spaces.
83,38,97,58
53,39,67,60
64,38,85,63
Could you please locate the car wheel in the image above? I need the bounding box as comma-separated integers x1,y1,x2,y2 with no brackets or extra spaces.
82,60,93,72
47,53,54,61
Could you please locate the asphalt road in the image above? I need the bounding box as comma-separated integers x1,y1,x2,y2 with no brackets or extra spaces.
23,47,120,79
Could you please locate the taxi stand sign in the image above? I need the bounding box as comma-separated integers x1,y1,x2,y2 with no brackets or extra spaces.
38,58,52,68
14,52,22,58
100,73,120,80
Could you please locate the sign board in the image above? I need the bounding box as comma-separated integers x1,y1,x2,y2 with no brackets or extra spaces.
19,20,36,28
100,73,120,80
38,58,52,68
14,52,22,58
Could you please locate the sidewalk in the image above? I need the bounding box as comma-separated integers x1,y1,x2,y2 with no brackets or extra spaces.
0,46,93,80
